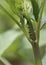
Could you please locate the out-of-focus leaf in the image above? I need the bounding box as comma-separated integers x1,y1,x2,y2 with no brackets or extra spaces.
39,30,46,46
38,0,46,23
0,9,15,33
0,0,21,28
40,45,46,59
31,0,46,23
2,36,35,65
36,0,46,15
0,28,22,56
30,0,39,21
5,0,25,26
41,16,46,30
40,23,46,30
2,34,24,58
5,0,16,14
16,37,34,62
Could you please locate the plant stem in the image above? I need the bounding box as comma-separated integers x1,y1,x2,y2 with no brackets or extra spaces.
32,43,42,65
36,0,46,44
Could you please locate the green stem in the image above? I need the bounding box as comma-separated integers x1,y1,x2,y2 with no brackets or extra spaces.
21,27,34,44
32,43,42,65
36,0,46,44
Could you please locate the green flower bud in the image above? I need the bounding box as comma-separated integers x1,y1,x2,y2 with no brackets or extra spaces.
15,0,33,17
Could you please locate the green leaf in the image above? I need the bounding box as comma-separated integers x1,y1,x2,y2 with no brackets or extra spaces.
0,0,21,28
2,36,35,65
38,0,46,23
30,0,39,21
40,23,46,30
6,0,26,25
39,30,46,46
5,0,16,14
40,45,46,59
0,28,22,56
0,9,15,33
2,33,24,57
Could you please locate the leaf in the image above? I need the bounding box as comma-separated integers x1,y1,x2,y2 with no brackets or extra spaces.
38,0,46,23
0,0,21,28
40,23,46,30
16,37,34,64
2,36,35,65
0,28,22,56
2,34,24,57
6,0,25,26
5,0,16,14
40,16,46,30
39,30,46,46
0,9,15,33
30,0,39,21
40,45,46,59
